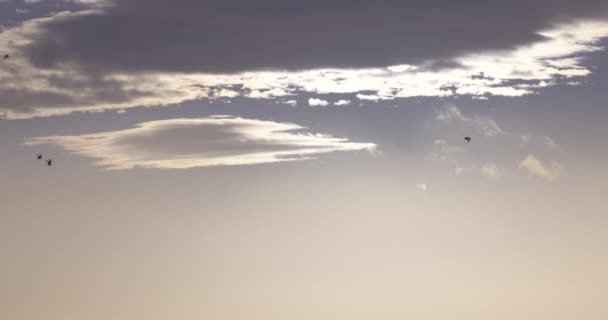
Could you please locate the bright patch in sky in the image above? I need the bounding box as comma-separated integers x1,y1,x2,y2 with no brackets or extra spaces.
25,116,377,169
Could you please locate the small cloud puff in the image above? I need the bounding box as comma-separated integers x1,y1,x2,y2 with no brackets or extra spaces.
481,163,500,179
25,116,377,170
334,99,351,106
308,98,329,107
519,155,563,181
416,183,427,192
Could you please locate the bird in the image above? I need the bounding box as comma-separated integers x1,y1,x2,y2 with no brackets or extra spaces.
36,154,42,159
464,137,471,142
46,159,52,166
3,54,9,60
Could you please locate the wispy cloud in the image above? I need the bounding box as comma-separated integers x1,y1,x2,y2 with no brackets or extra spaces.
416,183,427,192
518,155,563,181
284,100,297,107
25,116,377,170
481,163,500,179
334,99,351,106
432,105,565,181
520,134,563,151
437,104,506,137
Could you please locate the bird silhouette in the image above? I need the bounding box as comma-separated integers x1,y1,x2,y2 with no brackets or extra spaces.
464,137,471,142
36,154,42,159
3,54,9,60
46,159,52,166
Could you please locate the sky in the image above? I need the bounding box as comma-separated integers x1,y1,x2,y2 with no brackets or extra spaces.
1,1,608,319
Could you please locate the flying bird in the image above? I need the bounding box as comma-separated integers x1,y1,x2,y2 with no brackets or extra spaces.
464,137,471,142
3,54,9,60
36,154,42,159
46,159,52,166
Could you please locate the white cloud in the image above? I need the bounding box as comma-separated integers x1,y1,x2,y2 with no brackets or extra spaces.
284,100,297,106
1,17,608,118
334,99,351,106
308,98,329,107
416,183,427,192
387,64,414,72
518,155,563,181
25,116,377,170
481,163,500,179
356,93,392,101
216,88,239,98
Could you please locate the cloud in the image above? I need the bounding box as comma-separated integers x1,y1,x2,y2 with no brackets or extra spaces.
518,154,563,181
0,6,607,118
308,98,329,107
19,0,608,73
416,183,427,192
436,104,468,122
481,163,500,179
520,134,563,151
432,105,564,180
24,116,377,170
334,99,351,106
437,104,506,137
356,93,392,101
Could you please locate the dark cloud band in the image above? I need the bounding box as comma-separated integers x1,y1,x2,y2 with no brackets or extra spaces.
22,0,608,73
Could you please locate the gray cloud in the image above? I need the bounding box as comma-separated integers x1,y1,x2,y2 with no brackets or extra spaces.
25,116,377,169
20,0,608,74
0,1,607,118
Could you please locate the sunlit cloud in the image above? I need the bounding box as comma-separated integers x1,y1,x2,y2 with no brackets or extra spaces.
308,98,329,107
518,154,563,181
334,99,351,106
25,116,377,170
0,16,607,118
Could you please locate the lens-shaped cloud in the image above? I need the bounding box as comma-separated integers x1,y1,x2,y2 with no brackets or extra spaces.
25,116,377,169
